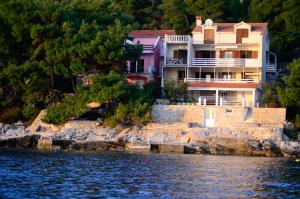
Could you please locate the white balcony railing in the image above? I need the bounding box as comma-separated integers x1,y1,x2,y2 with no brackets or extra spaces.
266,64,276,72
166,35,189,43
166,57,187,65
192,58,260,67
186,78,258,83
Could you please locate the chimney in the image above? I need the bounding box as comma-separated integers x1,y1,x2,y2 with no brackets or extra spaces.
196,16,202,26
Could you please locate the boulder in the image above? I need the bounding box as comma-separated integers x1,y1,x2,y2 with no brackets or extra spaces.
280,141,300,157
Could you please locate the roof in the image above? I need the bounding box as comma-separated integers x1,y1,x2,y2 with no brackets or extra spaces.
192,22,267,34
129,30,176,38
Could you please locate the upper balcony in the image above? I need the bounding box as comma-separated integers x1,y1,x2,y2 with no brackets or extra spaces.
166,35,189,43
124,44,154,54
192,58,260,68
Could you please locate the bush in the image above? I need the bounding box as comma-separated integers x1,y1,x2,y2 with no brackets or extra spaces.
0,106,23,123
262,83,281,107
163,80,187,102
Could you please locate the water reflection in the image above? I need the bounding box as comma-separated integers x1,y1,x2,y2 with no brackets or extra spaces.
0,150,300,198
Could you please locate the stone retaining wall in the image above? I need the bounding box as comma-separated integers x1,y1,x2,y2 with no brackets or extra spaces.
152,105,286,127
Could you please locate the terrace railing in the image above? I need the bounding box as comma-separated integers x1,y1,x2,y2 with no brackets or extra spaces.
166,57,188,65
192,58,260,67
165,35,189,43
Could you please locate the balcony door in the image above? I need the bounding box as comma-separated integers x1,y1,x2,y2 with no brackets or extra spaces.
177,71,185,80
195,51,215,58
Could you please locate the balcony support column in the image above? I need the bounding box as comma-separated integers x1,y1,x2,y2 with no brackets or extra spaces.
215,89,219,106
252,89,256,107
214,67,216,80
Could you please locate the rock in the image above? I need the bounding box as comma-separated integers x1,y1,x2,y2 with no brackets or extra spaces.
280,141,300,157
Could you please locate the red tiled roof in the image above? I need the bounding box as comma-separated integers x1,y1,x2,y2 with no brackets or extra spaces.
187,82,259,89
192,22,267,33
129,30,176,37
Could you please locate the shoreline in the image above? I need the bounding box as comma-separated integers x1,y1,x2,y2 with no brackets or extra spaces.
0,122,299,157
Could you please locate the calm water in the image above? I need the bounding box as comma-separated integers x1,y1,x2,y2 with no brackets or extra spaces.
0,150,300,199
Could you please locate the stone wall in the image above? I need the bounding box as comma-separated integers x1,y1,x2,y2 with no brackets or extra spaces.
152,105,286,127
252,108,286,126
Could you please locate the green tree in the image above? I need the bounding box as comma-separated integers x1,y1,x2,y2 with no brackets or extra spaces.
0,0,137,122
248,0,300,61
278,59,300,127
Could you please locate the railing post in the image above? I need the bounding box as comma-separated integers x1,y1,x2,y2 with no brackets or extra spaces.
198,97,202,105
203,98,207,106
220,97,223,106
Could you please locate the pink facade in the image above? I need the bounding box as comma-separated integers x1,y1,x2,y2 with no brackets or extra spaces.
126,30,175,85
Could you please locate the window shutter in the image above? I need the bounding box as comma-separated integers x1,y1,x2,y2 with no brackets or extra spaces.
210,51,216,58
204,29,215,44
173,50,179,59
252,51,258,59
219,51,225,58
236,29,249,43
234,51,240,58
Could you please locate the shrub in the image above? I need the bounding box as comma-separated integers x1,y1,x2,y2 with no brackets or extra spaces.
163,80,187,102
0,106,22,123
262,83,281,107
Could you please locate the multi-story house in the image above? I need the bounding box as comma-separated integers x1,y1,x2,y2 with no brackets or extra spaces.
162,16,277,107
126,30,175,86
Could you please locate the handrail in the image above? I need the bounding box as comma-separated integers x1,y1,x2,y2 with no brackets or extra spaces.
166,35,189,43
192,58,260,67
166,57,187,65
186,78,258,83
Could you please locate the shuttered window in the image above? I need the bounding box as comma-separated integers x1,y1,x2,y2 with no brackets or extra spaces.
236,29,249,44
220,51,225,58
204,29,215,44
173,50,179,59
235,51,258,59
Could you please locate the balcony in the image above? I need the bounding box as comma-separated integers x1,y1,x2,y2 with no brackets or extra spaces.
124,44,154,53
266,64,276,72
186,78,258,83
192,58,260,67
166,57,187,65
142,45,154,53
166,35,189,43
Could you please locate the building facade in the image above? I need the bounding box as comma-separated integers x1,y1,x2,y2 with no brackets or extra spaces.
126,30,175,86
162,17,277,107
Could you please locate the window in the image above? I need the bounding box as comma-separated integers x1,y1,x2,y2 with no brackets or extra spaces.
178,71,185,80
173,50,187,59
129,59,144,73
236,29,249,44
235,51,258,59
204,29,215,44
129,61,136,73
195,72,200,78
196,51,215,58
137,59,144,73
220,51,233,58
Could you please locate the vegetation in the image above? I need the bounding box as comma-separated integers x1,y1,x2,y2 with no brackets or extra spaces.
278,58,300,128
0,0,299,125
163,80,187,102
43,72,153,127
262,83,281,108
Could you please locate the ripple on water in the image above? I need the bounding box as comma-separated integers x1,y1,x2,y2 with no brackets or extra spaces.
0,150,300,198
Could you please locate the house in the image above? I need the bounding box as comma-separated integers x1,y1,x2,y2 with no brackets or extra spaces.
125,30,175,86
162,16,277,107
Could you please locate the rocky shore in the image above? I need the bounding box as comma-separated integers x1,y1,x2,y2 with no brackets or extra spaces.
0,121,300,157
